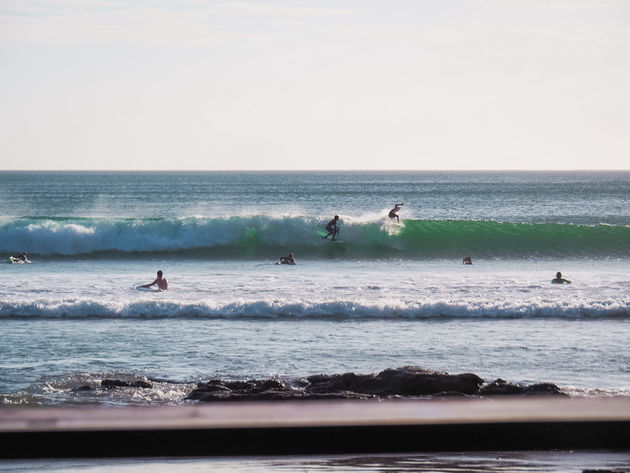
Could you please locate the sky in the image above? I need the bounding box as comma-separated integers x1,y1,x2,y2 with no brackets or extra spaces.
0,0,629,170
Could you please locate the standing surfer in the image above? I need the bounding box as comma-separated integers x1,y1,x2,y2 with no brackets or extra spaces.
389,204,403,223
323,215,340,240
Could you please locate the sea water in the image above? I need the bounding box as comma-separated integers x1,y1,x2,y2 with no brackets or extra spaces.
1,171,629,406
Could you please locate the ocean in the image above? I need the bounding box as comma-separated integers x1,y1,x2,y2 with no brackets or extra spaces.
1,171,630,408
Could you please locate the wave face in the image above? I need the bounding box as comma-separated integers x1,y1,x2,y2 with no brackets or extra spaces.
1,216,629,258
1,299,628,319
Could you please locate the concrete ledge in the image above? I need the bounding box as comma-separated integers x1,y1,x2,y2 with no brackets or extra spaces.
1,397,630,458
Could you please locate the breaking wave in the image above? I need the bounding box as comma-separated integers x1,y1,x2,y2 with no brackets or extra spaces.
1,216,629,258
1,298,628,319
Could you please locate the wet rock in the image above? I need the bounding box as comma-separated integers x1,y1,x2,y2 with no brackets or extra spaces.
306,366,483,396
479,379,565,396
101,379,153,389
523,382,565,396
478,379,527,395
188,367,484,402
188,379,303,402
187,367,567,402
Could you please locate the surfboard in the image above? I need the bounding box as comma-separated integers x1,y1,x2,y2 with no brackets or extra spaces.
9,256,31,264
136,286,162,292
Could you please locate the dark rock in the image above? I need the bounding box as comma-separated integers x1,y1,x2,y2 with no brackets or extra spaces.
187,367,568,402
306,366,483,396
101,379,152,389
72,385,93,392
478,379,526,395
193,380,231,393
187,378,302,402
523,382,566,396
224,379,287,394
479,379,565,396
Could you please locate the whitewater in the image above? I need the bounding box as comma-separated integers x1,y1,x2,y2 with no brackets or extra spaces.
1,171,629,407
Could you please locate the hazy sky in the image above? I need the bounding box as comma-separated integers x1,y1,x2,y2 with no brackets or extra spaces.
1,0,629,170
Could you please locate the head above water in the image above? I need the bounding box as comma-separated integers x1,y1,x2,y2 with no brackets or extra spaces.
157,270,163,278
334,215,339,220
556,272,562,278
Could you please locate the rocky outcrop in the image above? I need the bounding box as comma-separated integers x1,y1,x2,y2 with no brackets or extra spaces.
185,366,557,402
478,378,565,396
187,378,372,402
69,368,566,401
305,366,483,396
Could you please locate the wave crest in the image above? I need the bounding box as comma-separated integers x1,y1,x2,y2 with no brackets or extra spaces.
1,216,629,258
1,299,628,319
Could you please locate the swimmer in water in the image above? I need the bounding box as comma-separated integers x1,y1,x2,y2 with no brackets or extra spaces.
462,256,473,265
138,270,168,290
551,272,571,284
278,253,296,265
388,204,403,223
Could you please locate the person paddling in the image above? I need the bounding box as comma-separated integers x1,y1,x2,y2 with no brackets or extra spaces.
11,252,28,263
138,270,168,290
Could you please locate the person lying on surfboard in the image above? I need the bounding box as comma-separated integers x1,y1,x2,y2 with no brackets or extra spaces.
10,252,28,263
388,203,403,223
138,270,168,290
322,215,340,241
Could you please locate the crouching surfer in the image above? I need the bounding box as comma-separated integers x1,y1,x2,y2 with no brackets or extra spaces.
322,215,340,240
551,272,571,284
138,270,168,290
277,253,296,265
